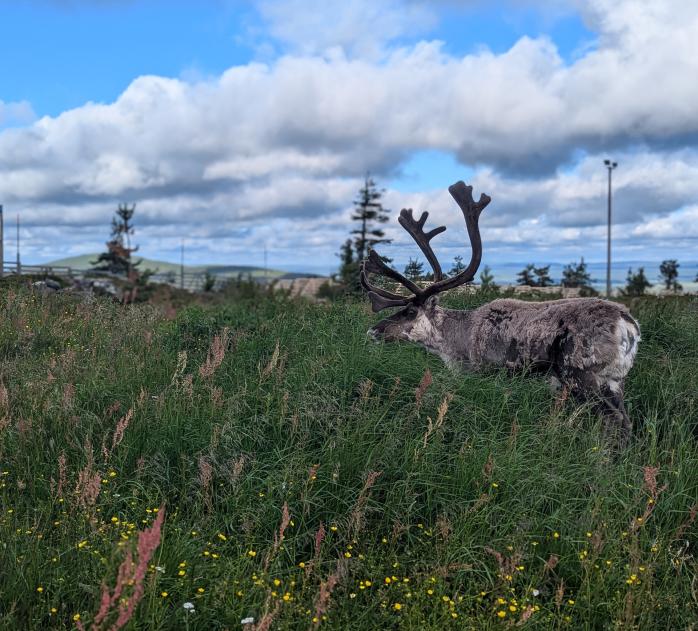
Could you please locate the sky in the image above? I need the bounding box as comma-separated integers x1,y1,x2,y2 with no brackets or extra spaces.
1,0,697,277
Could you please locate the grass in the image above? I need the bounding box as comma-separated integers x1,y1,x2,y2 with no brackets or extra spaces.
0,287,696,629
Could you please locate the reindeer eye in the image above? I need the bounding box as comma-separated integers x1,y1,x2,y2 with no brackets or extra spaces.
406,305,418,316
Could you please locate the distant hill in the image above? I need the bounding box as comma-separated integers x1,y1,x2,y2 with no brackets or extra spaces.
43,254,290,279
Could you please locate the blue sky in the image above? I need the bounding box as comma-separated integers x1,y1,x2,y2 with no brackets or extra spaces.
1,0,697,277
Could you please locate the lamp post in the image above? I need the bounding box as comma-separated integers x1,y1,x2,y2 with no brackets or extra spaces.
604,159,618,297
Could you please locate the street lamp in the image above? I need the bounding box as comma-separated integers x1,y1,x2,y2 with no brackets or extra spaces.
604,159,618,297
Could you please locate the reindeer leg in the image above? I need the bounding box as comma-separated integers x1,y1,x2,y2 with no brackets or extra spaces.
597,382,632,451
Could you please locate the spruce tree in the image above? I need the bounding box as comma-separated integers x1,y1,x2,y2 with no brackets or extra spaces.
561,258,592,289
659,259,682,292
92,203,141,277
351,173,391,262
403,258,425,281
533,265,553,287
449,255,466,277
516,264,536,286
479,265,498,291
622,267,652,296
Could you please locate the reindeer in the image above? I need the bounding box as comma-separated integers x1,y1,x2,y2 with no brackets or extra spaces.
361,181,640,446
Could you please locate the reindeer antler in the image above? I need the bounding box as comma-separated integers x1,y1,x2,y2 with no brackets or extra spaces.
360,180,490,312
398,209,447,281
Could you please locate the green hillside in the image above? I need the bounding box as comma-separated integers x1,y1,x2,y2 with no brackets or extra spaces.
43,254,286,278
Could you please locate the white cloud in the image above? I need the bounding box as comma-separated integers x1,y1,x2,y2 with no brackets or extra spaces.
255,0,438,58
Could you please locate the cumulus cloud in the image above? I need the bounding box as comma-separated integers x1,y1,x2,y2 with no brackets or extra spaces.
1,0,697,267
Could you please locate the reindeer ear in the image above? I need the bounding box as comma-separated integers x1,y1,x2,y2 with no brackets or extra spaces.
425,295,440,310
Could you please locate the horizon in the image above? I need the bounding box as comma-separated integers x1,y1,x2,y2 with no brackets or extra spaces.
2,1,698,271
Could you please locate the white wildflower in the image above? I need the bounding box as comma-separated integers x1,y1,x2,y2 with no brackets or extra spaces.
183,602,195,612
241,617,255,625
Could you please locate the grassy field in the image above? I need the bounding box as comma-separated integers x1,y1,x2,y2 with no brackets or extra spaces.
0,288,696,629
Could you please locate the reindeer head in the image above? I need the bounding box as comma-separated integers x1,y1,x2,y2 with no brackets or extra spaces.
363,181,490,344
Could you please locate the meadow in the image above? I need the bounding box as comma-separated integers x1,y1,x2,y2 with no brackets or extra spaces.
0,286,697,629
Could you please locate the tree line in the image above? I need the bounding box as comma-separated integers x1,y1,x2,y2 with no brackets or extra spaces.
336,175,695,296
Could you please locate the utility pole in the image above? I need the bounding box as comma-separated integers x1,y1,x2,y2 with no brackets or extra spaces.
16,213,21,276
604,159,618,298
263,244,268,286
180,240,184,290
0,205,4,278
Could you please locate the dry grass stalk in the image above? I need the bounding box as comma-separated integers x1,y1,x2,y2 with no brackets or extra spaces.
198,456,213,512
62,383,75,411
466,492,491,516
631,465,667,532
544,554,560,574
81,506,166,631
170,350,188,387
199,328,230,379
348,470,382,537
422,393,453,448
436,514,453,541
0,381,8,432
312,522,326,570
253,601,280,631
110,408,134,456
210,386,224,409
56,452,67,499
554,579,565,608
357,379,373,404
388,376,401,399
312,559,345,628
261,341,282,380
486,546,524,588
75,441,101,509
264,502,292,571
228,454,248,486
415,368,432,411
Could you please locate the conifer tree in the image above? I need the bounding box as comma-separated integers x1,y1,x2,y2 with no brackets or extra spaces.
449,255,466,277
659,259,682,292
92,203,141,277
351,173,391,262
561,258,593,289
516,264,536,286
622,267,652,296
479,265,498,291
403,258,425,281
533,265,553,287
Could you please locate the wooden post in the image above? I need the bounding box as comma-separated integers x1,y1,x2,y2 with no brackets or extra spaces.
0,204,4,277
16,213,21,276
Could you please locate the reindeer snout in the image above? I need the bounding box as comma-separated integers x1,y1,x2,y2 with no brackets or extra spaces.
367,327,381,342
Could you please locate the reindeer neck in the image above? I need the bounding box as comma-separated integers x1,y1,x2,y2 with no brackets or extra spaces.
426,307,473,366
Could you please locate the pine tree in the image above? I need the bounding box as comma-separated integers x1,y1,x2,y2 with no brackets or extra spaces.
516,264,536,286
479,265,498,291
403,258,425,281
533,265,553,287
351,173,391,262
659,259,682,292
561,258,593,289
622,267,652,296
92,203,141,277
449,255,466,277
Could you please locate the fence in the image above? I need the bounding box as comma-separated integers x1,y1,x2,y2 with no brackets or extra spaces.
0,262,249,292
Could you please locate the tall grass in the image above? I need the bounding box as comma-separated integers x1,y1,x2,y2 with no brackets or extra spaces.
0,288,696,629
